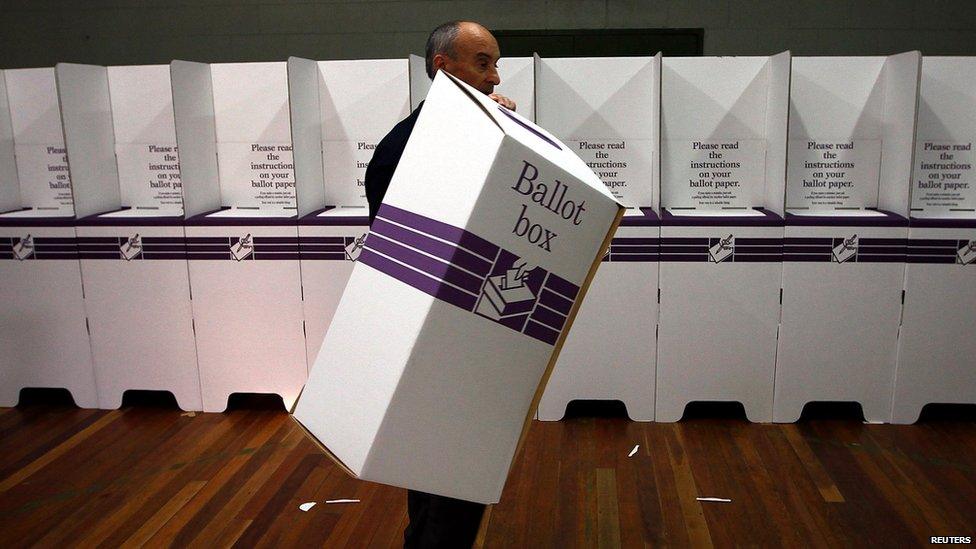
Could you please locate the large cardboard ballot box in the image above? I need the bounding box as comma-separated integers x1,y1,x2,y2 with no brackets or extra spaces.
892,56,976,424
171,60,306,413
287,57,410,368
534,54,662,421
655,53,791,423
774,53,920,424
0,67,96,408
56,63,201,411
293,71,623,504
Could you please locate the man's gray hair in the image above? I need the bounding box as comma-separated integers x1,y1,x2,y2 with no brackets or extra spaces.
425,21,464,79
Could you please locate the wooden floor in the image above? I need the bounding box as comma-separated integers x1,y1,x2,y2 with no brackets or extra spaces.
1,394,974,548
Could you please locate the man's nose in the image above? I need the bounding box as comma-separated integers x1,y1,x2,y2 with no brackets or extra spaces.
487,66,500,86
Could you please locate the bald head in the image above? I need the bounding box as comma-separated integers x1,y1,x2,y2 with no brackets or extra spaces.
425,20,501,95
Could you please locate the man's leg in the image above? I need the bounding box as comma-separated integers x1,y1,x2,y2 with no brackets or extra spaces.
404,491,486,548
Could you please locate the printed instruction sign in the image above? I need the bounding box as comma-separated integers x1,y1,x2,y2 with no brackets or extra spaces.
786,139,881,210
321,139,375,207
115,143,182,210
14,143,73,212
662,139,766,209
216,142,296,208
911,140,975,214
565,139,652,208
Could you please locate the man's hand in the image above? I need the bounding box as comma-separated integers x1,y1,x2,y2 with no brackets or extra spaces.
489,93,516,111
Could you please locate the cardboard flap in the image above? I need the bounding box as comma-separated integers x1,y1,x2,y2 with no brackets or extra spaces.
0,71,22,213
287,56,325,218
170,60,220,218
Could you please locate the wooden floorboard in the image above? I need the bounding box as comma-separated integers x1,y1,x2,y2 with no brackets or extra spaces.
1,403,974,548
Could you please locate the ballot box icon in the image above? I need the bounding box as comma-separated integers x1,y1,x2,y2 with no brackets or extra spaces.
12,234,34,261
708,234,734,263
832,234,858,263
958,240,976,265
120,234,143,261
230,233,254,261
475,268,537,321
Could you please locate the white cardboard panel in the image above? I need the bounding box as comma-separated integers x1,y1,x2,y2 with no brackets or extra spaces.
187,224,307,412
298,224,366,369
56,63,120,219
538,226,659,421
893,226,976,423
912,57,976,216
763,51,791,215
656,225,782,423
107,65,182,212
5,68,73,214
536,56,658,208
78,224,201,411
408,54,429,111
661,56,775,210
0,226,97,408
0,71,21,213
774,225,907,423
878,51,920,218
211,62,295,209
318,59,409,208
171,61,220,218
288,57,326,218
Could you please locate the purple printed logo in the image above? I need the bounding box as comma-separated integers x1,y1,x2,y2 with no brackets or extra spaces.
475,259,538,322
958,239,976,265
230,233,253,261
344,233,367,261
12,234,34,261
832,234,858,263
708,234,734,263
120,234,142,261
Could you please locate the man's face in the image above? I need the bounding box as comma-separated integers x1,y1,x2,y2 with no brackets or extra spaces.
435,23,501,95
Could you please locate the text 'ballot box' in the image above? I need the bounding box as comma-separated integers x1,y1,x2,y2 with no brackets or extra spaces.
0,68,95,408
56,62,201,411
893,56,976,424
534,55,661,421
656,53,790,423
172,60,305,413
293,72,623,504
774,53,920,423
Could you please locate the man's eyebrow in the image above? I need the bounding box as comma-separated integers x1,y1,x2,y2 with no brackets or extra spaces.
475,52,497,61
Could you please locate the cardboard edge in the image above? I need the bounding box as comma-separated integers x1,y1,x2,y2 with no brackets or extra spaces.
289,385,359,479
505,202,627,480
439,70,504,133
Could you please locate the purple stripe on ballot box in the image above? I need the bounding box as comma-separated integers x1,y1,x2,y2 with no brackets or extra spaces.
371,218,493,276
365,234,483,294
530,304,568,331
907,256,957,264
524,320,559,345
357,206,586,346
301,252,347,260
495,106,562,150
376,204,499,260
545,273,579,300
359,248,478,310
301,236,346,244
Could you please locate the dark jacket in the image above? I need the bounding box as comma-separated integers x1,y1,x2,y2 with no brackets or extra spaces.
364,103,423,225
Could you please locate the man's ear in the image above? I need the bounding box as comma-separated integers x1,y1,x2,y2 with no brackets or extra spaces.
432,53,450,74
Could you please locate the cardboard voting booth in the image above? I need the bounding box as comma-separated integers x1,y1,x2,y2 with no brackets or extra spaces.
0,67,96,408
656,53,791,423
892,56,976,424
534,55,661,421
288,57,409,368
172,60,306,413
293,71,623,504
57,63,201,411
774,53,920,423
409,54,535,121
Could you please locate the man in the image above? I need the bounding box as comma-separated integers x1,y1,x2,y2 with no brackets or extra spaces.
363,20,516,549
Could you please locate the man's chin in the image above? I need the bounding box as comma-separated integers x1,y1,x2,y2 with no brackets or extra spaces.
480,86,494,96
